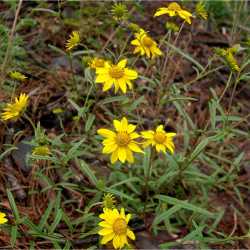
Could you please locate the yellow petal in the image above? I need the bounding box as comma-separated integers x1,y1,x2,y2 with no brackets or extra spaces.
101,233,115,245
99,228,113,236
126,213,131,223
99,221,112,228
126,148,134,163
113,120,122,132
113,235,122,249
127,229,135,240
121,117,128,131
111,149,119,164
117,59,127,68
124,69,138,80
103,144,117,154
128,142,143,153
156,144,166,153
98,129,116,138
154,7,168,17
118,147,127,163
141,131,154,139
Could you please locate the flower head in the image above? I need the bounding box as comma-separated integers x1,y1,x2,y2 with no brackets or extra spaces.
9,71,27,81
165,21,179,32
89,57,105,70
111,3,128,21
102,193,116,209
98,208,135,249
131,29,162,59
97,117,143,164
66,31,80,51
0,212,7,224
141,125,176,154
32,145,51,156
195,2,208,20
95,59,138,94
154,2,193,24
214,47,240,72
1,93,29,121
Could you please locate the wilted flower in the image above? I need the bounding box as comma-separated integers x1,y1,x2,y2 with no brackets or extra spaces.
165,21,179,32
9,71,27,81
141,125,176,154
195,2,208,20
89,57,105,70
102,193,116,209
66,31,80,51
1,93,29,121
32,145,51,156
97,117,143,164
98,208,135,249
154,2,193,24
95,59,138,94
111,3,128,21
131,29,162,59
215,47,240,72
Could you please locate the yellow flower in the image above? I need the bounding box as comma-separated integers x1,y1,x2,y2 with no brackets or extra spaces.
98,208,135,249
95,59,138,94
165,21,179,32
131,29,162,59
66,31,80,51
32,145,51,156
154,2,193,24
1,93,29,121
141,125,176,154
102,193,116,209
97,117,143,164
89,57,105,69
195,2,208,20
0,212,7,224
9,71,27,81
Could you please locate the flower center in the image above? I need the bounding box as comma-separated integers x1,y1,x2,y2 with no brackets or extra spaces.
116,132,130,147
142,36,153,47
113,218,127,235
109,66,124,79
154,132,166,144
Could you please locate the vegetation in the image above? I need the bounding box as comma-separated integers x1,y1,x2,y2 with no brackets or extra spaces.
0,1,250,249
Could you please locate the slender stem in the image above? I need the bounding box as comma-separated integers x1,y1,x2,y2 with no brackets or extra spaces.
0,0,23,85
23,113,36,131
218,72,233,103
143,149,153,215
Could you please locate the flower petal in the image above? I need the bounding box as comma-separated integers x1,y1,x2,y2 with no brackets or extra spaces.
98,129,116,138
117,59,127,68
127,229,135,240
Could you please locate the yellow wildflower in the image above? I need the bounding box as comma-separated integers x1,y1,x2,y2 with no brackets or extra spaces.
195,2,208,20
97,117,143,164
154,2,193,24
32,145,51,156
141,125,176,154
66,31,80,51
0,212,8,224
89,57,105,70
131,29,162,59
102,193,116,209
98,208,135,249
9,71,27,81
1,93,29,121
95,59,138,94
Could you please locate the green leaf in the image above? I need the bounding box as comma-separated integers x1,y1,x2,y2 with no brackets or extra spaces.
78,159,98,186
7,189,20,222
85,114,95,132
156,195,214,217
